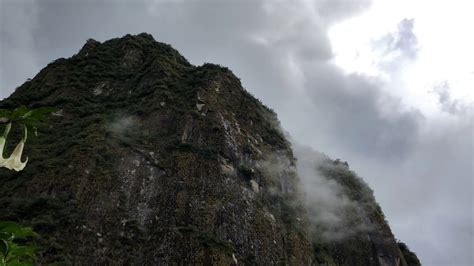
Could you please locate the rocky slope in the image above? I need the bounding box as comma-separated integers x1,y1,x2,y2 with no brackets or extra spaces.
0,33,419,265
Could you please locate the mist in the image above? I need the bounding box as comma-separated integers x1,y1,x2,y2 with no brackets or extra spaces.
293,144,372,241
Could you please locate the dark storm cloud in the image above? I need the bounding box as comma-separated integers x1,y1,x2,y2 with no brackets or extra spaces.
302,63,422,160
0,0,472,264
315,0,372,25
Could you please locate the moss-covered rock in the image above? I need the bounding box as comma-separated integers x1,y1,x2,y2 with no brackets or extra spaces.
0,33,418,265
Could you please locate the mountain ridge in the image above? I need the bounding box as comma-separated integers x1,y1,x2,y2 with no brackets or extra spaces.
0,33,419,265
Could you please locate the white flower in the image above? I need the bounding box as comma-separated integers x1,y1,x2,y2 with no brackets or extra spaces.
0,123,12,160
0,123,28,172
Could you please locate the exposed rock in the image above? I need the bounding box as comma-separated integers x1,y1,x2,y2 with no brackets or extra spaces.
250,180,259,193
0,33,419,265
196,103,205,111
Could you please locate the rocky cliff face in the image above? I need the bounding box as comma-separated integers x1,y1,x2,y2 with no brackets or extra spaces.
0,33,419,265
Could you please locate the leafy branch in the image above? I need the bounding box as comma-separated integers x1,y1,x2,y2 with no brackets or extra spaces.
0,221,38,266
0,106,58,136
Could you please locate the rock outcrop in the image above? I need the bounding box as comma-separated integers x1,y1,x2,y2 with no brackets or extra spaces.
0,33,419,265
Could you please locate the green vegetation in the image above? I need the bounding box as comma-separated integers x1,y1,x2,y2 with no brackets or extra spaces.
0,106,57,137
0,221,38,265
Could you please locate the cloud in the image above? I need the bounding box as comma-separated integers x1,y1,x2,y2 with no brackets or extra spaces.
314,0,372,25
107,115,139,137
255,144,372,242
431,81,473,116
392,18,418,58
371,18,418,73
292,144,372,241
301,64,423,161
1,0,472,264
386,114,474,265
0,0,40,99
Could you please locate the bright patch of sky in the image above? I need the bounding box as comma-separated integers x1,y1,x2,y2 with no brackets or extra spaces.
328,0,474,117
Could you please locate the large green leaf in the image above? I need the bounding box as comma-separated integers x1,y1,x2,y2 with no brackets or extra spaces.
5,106,58,137
0,222,37,239
24,107,58,120
20,119,43,136
7,243,36,259
10,107,28,120
5,242,36,266
0,106,57,124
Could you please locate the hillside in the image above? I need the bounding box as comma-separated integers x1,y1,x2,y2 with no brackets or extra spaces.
0,33,419,265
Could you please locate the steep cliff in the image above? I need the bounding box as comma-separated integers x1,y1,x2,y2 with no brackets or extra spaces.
0,33,419,265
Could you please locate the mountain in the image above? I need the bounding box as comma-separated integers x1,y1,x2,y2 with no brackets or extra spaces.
0,33,419,265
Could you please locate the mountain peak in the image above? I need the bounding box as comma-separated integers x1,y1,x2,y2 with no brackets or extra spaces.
0,34,419,265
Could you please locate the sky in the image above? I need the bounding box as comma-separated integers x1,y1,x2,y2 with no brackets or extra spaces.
1,0,473,264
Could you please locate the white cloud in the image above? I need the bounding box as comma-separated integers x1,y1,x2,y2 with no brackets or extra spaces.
329,0,474,117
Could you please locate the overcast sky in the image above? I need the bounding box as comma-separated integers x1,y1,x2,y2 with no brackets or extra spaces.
1,0,473,264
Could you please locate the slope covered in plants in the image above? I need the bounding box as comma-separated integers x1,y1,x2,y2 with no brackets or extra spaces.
0,33,419,265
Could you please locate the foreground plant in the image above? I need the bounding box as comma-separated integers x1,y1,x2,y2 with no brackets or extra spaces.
0,106,56,265
0,106,56,171
0,221,38,266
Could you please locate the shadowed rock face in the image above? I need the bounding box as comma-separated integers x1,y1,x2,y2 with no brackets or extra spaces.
0,33,418,265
